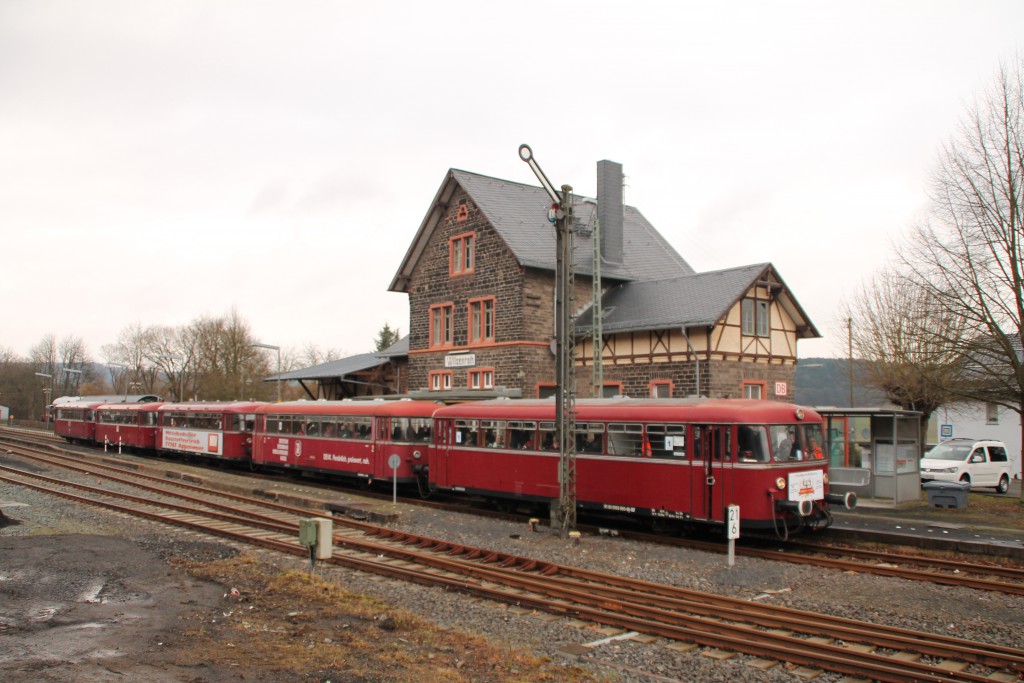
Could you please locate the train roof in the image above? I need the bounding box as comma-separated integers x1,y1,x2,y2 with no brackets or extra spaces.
157,401,268,413
95,402,165,411
256,399,440,417
432,398,821,424
53,394,161,406
53,400,107,410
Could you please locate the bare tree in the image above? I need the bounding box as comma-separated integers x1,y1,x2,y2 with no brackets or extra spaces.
847,267,967,418
901,56,1024,471
103,322,163,397
144,325,198,402
299,342,344,367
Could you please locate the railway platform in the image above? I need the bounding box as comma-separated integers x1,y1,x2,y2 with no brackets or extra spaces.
827,479,1024,560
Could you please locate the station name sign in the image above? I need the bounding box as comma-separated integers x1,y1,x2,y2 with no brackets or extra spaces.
444,353,476,368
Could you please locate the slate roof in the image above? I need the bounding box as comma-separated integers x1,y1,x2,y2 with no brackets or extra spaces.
389,169,695,291
575,263,820,338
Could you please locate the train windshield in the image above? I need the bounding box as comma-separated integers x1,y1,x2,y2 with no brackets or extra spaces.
770,423,826,462
737,425,771,462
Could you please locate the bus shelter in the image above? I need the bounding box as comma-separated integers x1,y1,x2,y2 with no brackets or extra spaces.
815,407,923,504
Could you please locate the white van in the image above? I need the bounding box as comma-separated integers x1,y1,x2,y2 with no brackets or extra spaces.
920,438,1012,493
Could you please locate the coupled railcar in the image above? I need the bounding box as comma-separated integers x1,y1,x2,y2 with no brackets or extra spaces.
95,402,165,451
252,400,437,485
53,401,104,443
430,398,850,531
157,402,266,461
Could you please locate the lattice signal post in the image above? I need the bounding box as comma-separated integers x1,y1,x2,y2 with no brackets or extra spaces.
518,144,577,535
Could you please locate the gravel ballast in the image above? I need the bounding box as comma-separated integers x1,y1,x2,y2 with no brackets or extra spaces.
2,449,1023,682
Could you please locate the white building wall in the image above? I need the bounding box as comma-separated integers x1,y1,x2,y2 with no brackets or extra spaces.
932,403,1022,480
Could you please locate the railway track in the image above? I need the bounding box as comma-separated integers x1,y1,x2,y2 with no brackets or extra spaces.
1,441,1023,682
4,428,1024,597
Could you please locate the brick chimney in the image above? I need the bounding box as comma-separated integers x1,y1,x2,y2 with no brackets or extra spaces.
597,159,624,266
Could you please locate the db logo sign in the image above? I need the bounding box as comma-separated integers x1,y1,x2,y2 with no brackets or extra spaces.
775,381,788,397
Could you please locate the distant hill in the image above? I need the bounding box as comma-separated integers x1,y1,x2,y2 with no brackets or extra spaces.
794,357,890,408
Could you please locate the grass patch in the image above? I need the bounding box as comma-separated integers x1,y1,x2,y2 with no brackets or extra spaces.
167,554,600,683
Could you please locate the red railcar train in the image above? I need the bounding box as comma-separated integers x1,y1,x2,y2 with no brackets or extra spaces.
430,398,850,531
49,396,850,534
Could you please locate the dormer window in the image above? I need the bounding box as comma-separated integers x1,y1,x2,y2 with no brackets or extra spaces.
450,232,475,276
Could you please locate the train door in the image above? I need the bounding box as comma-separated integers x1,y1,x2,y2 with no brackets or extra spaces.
690,424,732,522
433,419,454,487
373,417,389,478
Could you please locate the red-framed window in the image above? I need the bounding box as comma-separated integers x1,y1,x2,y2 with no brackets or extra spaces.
450,232,475,276
468,297,495,344
429,303,454,348
743,381,767,400
649,380,673,398
601,382,623,398
429,370,454,392
468,368,494,390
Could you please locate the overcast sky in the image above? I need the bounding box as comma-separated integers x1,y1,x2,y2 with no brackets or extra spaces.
3,1,1022,364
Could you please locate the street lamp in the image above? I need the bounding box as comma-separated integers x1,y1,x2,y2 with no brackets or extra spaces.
252,342,282,403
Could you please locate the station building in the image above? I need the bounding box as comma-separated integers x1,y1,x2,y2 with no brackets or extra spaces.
281,159,820,402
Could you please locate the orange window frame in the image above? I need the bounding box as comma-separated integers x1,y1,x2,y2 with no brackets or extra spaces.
648,380,673,398
429,370,454,391
467,296,495,344
429,303,454,349
742,381,767,400
468,367,495,390
601,382,624,398
449,232,476,276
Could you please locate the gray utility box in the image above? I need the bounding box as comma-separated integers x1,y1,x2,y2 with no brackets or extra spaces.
922,481,970,509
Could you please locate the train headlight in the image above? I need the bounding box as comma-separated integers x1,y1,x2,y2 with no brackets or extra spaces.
795,408,805,420
413,449,422,460
823,472,829,485
775,477,786,490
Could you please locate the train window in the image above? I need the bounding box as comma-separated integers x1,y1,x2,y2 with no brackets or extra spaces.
607,423,645,456
390,417,431,443
538,422,557,450
480,420,506,447
575,423,605,454
335,416,373,441
321,418,338,438
506,421,537,450
647,424,686,458
454,419,480,447
737,425,770,462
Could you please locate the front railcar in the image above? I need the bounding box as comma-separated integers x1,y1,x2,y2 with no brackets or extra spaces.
428,398,853,536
